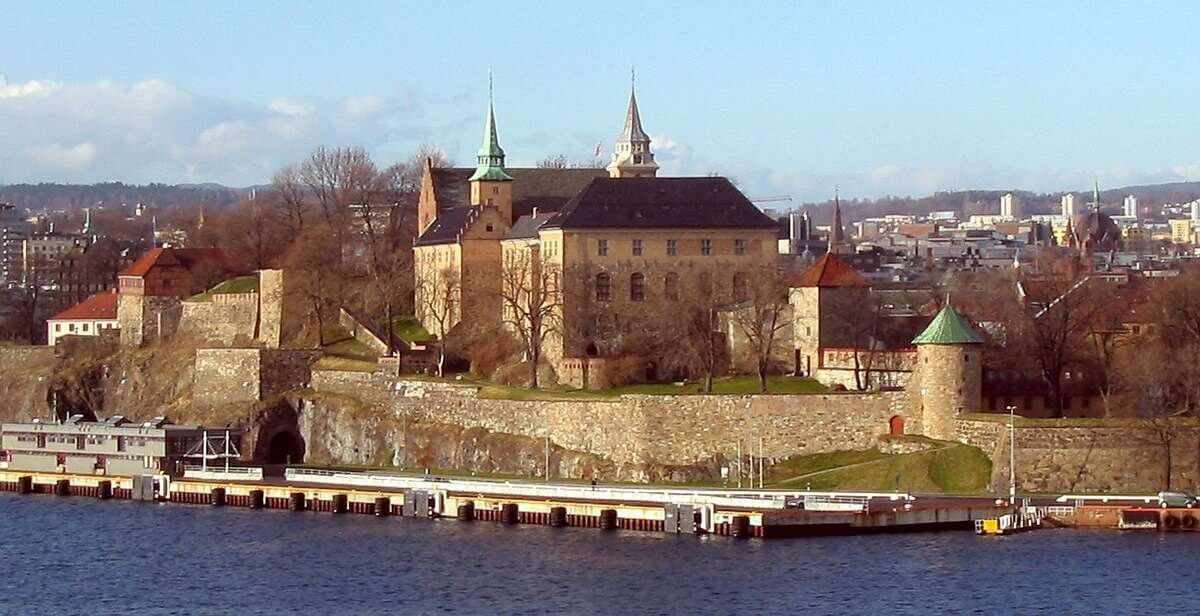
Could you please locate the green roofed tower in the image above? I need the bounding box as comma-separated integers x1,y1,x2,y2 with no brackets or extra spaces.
912,304,984,345
469,73,515,225
909,304,983,441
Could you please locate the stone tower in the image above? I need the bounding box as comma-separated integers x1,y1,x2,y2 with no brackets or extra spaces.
469,74,514,225
607,73,658,178
910,304,983,441
788,253,869,378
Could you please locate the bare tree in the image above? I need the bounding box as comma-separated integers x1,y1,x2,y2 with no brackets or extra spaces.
497,246,562,389
270,164,309,240
414,264,460,377
282,225,342,347
731,267,790,392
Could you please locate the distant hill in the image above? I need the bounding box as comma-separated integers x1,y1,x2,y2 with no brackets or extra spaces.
0,182,248,212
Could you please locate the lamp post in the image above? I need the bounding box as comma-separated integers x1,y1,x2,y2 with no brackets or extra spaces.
1006,404,1017,508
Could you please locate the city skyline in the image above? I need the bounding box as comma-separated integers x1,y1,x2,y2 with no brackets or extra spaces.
3,1,1200,200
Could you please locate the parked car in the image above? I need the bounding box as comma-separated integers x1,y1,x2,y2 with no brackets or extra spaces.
1158,491,1198,508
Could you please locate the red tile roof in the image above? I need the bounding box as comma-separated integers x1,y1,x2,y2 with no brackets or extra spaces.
118,247,228,277
49,291,118,321
788,253,869,288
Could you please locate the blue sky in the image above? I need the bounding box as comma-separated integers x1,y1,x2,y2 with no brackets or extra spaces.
2,1,1199,200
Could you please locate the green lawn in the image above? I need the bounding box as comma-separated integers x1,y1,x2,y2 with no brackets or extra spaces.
393,316,433,344
606,375,827,396
766,442,992,493
187,275,260,302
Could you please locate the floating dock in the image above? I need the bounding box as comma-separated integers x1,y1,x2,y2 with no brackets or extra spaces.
0,468,1008,540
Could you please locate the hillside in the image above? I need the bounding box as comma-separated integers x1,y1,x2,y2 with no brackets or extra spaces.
0,182,247,212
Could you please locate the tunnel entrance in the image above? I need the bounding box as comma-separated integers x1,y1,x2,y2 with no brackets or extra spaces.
266,430,305,465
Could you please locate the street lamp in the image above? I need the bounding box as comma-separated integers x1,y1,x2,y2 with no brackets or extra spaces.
1006,404,1017,508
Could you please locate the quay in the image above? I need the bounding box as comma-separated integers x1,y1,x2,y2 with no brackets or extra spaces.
0,467,1008,540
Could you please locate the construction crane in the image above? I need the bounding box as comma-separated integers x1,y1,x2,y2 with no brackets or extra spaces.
750,195,793,204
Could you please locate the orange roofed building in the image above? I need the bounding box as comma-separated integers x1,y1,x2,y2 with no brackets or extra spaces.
47,290,119,346
116,247,236,347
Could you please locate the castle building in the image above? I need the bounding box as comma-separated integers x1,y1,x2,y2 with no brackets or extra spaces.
413,79,777,381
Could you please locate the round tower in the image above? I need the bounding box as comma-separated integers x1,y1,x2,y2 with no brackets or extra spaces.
911,304,983,441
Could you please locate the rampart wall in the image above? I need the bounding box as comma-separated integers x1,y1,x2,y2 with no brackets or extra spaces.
307,371,909,476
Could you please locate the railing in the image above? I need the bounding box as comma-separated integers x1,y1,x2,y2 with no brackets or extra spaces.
183,465,263,481
283,469,915,510
797,494,869,512
1056,494,1158,507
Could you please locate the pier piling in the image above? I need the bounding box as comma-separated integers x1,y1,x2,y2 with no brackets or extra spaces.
331,494,348,514
550,506,567,527
374,496,391,517
97,480,112,500
501,503,519,525
17,476,32,494
209,487,226,507
289,492,306,512
599,509,618,531
53,479,70,497
731,515,751,539
249,489,264,509
457,501,475,522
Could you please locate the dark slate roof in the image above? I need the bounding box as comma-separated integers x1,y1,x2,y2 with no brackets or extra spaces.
431,167,607,219
543,177,777,230
414,206,476,246
504,211,558,240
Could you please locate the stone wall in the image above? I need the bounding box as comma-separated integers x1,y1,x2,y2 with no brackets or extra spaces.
194,349,261,405
958,417,1200,493
179,293,258,346
338,308,388,356
307,371,909,479
558,354,645,390
193,348,316,406
118,295,182,347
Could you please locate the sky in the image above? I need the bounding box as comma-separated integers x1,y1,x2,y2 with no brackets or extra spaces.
2,1,1200,201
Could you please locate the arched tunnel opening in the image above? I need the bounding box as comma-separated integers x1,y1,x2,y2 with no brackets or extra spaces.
264,430,306,465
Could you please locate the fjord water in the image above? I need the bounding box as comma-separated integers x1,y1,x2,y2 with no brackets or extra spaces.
1,493,1196,615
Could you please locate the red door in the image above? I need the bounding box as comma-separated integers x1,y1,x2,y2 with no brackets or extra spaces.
889,415,905,436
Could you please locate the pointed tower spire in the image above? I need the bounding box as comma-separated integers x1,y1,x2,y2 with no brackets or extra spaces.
828,189,845,252
469,71,513,182
608,69,658,178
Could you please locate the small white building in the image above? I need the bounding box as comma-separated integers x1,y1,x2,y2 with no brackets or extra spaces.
46,290,119,346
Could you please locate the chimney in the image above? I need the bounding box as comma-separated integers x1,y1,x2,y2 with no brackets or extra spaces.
532,207,539,218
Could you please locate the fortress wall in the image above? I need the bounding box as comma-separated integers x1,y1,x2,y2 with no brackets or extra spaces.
308,371,909,471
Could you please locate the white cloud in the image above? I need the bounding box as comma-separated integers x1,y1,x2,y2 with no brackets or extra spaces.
28,142,96,170
0,79,60,99
269,97,314,117
0,78,436,186
343,95,383,117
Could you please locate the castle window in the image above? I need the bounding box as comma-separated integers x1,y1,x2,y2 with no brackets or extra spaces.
733,273,749,301
667,239,678,256
735,239,747,256
701,239,712,256
486,224,494,232
630,273,645,302
632,239,643,256
595,273,611,302
492,186,499,195
665,272,679,301
598,239,608,257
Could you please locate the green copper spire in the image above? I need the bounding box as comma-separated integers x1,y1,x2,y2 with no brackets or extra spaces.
469,72,513,182
912,304,983,345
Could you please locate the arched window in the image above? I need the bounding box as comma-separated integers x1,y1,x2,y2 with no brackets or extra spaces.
733,272,749,301
595,273,611,302
664,272,679,301
630,273,645,302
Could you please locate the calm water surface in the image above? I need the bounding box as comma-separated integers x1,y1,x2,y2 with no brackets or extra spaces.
1,493,1197,615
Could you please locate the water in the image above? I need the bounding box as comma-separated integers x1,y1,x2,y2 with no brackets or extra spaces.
1,493,1197,615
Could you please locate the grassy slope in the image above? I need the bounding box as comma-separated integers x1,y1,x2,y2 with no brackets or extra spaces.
187,275,260,302
767,442,992,493
393,316,433,344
